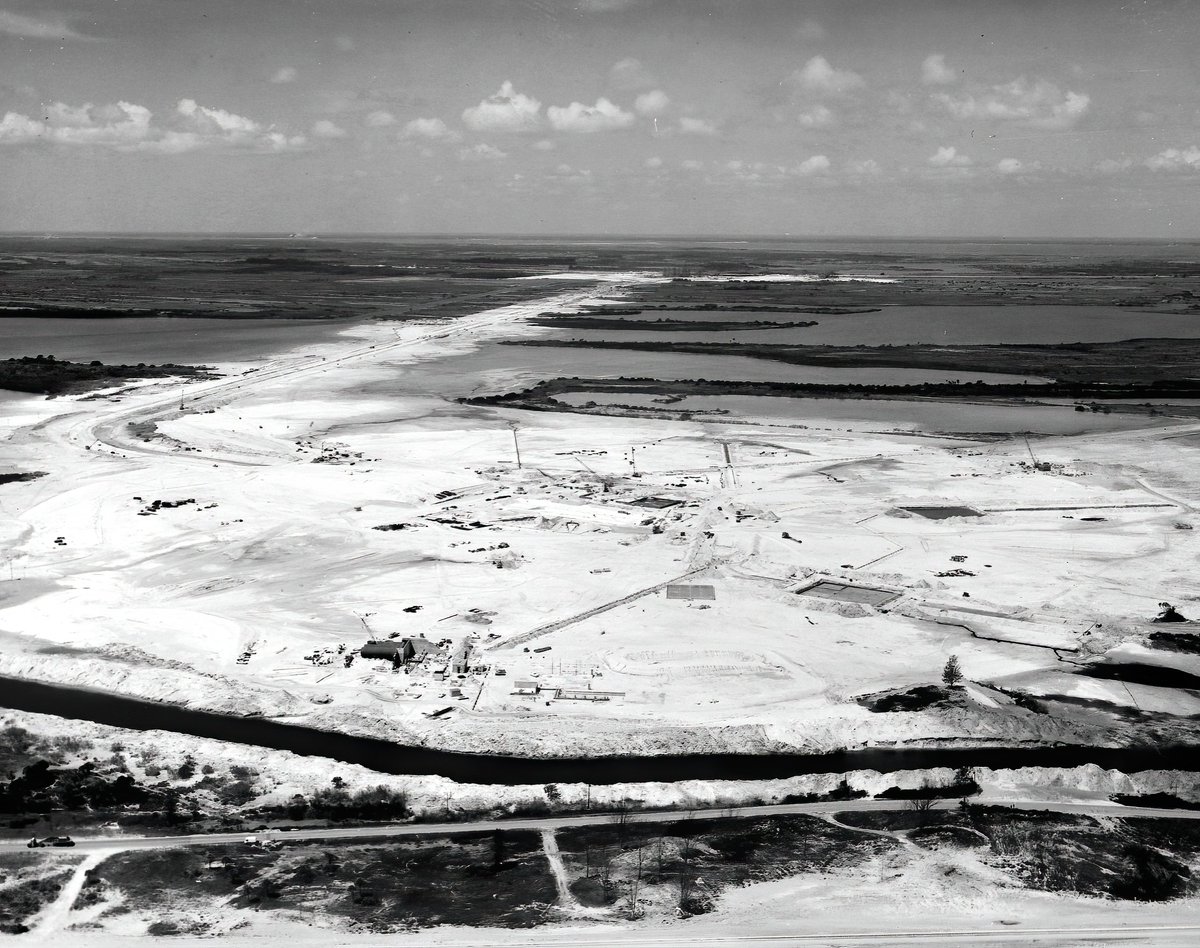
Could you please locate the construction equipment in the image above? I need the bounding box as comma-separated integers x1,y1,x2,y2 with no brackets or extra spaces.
1024,435,1052,472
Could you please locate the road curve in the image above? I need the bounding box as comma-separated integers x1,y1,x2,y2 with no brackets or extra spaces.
59,280,634,467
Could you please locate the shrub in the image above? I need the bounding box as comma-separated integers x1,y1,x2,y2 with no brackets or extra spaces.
218,781,258,807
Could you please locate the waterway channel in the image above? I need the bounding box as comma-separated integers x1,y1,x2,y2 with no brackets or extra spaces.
1,677,1194,785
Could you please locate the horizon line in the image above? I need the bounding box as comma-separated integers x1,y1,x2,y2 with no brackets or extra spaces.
1,231,1196,243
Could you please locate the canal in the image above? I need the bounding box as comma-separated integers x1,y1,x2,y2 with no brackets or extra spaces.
1,676,1193,785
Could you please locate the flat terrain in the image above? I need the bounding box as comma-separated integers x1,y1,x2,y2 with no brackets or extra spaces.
4,239,1200,939
3,263,1200,760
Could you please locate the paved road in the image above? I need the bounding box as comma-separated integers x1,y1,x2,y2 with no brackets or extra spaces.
5,796,1198,854
396,926,1200,948
419,926,1200,947
47,279,633,467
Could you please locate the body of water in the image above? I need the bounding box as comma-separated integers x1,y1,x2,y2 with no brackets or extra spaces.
553,392,1192,436
383,340,1042,400
0,676,1194,785
0,316,354,365
559,304,1200,347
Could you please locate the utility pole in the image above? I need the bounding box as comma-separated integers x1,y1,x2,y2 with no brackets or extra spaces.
510,424,522,469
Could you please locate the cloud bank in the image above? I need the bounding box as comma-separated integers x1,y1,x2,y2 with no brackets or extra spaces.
548,97,634,133
462,81,542,132
935,78,1089,129
790,56,864,95
0,99,307,153
0,9,93,40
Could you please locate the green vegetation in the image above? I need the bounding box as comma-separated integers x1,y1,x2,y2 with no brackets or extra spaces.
0,355,212,395
556,815,896,918
1112,792,1200,811
0,471,47,485
1147,631,1200,655
87,832,556,934
0,240,586,325
499,337,1200,387
0,862,75,934
836,806,1199,901
1,759,152,816
249,782,411,822
0,724,90,779
863,684,957,713
528,315,819,331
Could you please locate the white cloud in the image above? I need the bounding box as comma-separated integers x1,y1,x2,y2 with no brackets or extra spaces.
0,10,91,40
311,119,347,139
644,155,663,169
681,158,704,171
0,98,306,153
402,116,458,140
458,142,507,161
795,154,831,175
846,158,881,175
678,116,717,136
790,56,864,95
549,163,592,182
547,97,635,133
1145,146,1200,171
0,111,41,142
270,67,298,84
921,54,955,85
334,35,356,52
935,78,1089,129
996,157,1040,174
462,81,541,132
364,110,396,128
532,138,556,151
798,104,833,127
175,99,306,151
177,99,259,134
0,102,149,147
929,145,971,167
634,89,670,116
610,57,655,91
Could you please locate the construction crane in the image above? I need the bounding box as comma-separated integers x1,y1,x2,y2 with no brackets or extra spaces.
1023,435,1051,472
574,454,615,492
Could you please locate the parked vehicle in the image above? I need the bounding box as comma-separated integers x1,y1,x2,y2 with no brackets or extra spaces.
28,836,74,848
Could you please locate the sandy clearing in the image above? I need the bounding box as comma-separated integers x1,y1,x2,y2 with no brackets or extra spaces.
3,276,1200,760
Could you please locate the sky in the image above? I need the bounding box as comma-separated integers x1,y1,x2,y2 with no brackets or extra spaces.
0,0,1198,237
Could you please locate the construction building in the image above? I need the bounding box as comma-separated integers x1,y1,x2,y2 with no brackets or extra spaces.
451,639,473,675
359,637,440,662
